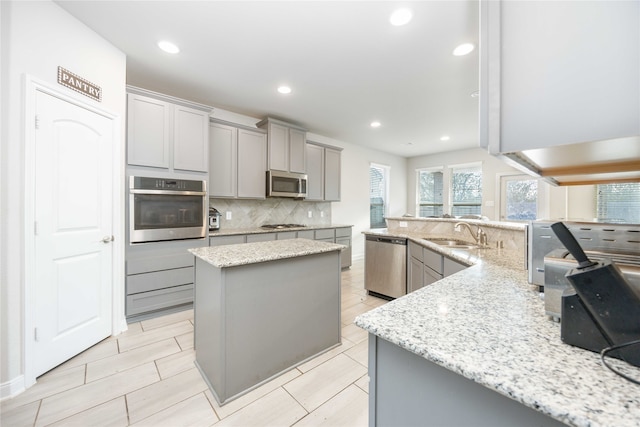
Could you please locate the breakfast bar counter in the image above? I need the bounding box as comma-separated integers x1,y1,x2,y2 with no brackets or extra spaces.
190,239,344,405
356,228,640,427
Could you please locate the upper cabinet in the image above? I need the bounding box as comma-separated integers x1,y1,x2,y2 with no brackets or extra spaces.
209,120,267,199
127,86,211,173
306,142,342,202
257,117,307,173
480,1,640,154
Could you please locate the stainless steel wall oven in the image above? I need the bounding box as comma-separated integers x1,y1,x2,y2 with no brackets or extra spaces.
129,176,207,243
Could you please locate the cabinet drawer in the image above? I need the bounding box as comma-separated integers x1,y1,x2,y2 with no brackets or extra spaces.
297,230,315,239
127,252,194,275
408,241,424,263
126,284,193,316
424,248,443,274
246,233,276,243
210,235,246,246
127,266,194,295
315,229,335,240
335,227,351,238
277,231,297,240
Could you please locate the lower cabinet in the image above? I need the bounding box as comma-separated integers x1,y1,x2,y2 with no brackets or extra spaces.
408,241,467,293
126,247,200,321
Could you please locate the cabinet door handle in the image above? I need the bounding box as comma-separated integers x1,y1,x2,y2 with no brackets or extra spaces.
101,235,114,243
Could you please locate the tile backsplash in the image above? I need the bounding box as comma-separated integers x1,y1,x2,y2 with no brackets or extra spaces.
210,198,332,229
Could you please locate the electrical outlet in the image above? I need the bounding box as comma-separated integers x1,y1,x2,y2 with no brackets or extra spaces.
226,211,232,220
308,211,313,218
321,211,324,218
399,221,408,228
455,225,460,232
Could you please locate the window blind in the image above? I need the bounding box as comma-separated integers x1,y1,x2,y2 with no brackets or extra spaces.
370,165,387,228
451,165,482,216
418,170,444,217
596,183,640,223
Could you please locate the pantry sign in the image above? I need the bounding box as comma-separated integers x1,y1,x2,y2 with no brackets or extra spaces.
57,66,102,102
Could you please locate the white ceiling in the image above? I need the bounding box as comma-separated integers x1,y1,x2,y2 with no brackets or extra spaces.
55,1,480,158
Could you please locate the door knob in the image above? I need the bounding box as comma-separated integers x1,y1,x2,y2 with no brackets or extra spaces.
101,235,114,243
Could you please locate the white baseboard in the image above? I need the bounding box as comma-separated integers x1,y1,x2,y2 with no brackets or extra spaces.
0,375,25,402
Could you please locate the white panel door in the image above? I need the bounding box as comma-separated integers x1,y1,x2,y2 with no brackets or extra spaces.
33,90,114,376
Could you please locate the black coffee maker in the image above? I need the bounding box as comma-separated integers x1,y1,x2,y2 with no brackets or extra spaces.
551,222,640,367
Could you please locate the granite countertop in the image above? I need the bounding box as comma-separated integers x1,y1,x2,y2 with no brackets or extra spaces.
356,229,640,427
189,238,345,268
209,224,353,237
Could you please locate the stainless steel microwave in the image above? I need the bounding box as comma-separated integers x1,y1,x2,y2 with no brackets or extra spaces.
266,170,307,199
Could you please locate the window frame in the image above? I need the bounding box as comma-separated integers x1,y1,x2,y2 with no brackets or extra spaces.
415,162,483,217
370,163,390,229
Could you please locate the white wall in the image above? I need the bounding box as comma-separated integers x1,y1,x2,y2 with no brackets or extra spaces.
307,133,408,261
1,0,126,397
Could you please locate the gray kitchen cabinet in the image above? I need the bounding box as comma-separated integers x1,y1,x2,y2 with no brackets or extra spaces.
237,128,267,198
209,235,246,246
125,240,207,321
314,228,335,242
305,143,324,201
127,87,211,172
209,122,237,197
257,117,307,173
127,93,170,169
335,227,352,269
444,257,467,277
209,120,267,199
324,147,341,201
297,230,315,240
407,242,465,293
246,233,276,243
480,1,639,153
277,231,297,240
408,256,424,293
305,142,343,202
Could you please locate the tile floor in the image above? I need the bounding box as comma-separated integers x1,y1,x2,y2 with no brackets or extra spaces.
1,260,387,427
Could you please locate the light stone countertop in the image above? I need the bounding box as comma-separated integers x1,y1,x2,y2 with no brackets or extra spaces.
209,224,353,237
189,238,345,268
356,229,640,427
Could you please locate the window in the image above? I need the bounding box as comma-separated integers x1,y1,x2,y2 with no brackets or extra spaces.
417,169,444,217
501,175,539,221
370,164,389,228
416,163,482,217
596,183,640,223
451,165,482,216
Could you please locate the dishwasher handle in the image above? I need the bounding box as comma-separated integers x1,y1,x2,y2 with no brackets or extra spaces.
366,235,407,245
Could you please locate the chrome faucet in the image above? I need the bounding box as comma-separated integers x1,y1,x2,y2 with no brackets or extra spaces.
455,222,488,246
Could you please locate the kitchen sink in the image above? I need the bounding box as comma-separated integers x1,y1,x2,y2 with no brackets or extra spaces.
423,238,479,249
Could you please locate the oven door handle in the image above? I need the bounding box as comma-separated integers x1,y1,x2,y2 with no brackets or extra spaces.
129,189,207,196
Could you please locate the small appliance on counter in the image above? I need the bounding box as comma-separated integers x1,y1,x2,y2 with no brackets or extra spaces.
551,222,640,368
209,207,221,231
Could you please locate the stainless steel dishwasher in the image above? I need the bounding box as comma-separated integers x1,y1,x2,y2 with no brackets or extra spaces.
365,235,407,299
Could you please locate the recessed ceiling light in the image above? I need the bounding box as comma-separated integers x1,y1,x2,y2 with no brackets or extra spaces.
370,121,381,128
389,8,413,26
158,40,180,54
453,43,475,56
277,86,292,94
440,135,451,141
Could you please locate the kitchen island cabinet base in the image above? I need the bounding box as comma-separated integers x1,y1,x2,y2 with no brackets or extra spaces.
194,251,341,405
368,335,566,427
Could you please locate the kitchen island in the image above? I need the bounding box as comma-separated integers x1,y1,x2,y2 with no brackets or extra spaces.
356,226,640,427
189,238,344,405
